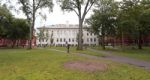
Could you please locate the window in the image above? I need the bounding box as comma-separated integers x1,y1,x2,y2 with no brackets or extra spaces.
87,33,89,36
60,38,62,42
57,38,59,42
87,38,89,42
46,39,48,42
72,38,74,42
90,38,93,42
69,38,71,42
90,33,92,36
82,39,84,43
64,39,66,42
94,38,96,42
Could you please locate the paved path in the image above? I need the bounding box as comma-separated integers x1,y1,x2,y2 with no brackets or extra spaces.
88,48,150,70
44,48,150,70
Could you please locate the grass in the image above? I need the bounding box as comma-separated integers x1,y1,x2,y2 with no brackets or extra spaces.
91,46,150,61
0,48,150,80
49,46,104,57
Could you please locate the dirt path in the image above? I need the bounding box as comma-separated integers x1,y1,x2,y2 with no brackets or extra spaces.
45,48,150,70
88,48,150,70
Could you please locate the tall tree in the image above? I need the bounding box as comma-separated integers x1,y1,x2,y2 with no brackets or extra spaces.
18,0,53,49
117,0,150,49
0,4,13,38
138,0,150,48
57,0,96,50
86,0,118,49
8,18,30,48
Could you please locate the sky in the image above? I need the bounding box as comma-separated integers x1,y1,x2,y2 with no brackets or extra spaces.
10,0,91,28
3,0,121,28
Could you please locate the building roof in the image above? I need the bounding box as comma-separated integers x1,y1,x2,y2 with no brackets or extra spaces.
37,24,88,29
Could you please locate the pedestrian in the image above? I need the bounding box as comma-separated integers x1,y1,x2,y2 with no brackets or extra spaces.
66,42,70,53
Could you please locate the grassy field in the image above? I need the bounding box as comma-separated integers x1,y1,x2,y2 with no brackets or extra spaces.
0,48,150,80
91,46,150,61
49,46,105,57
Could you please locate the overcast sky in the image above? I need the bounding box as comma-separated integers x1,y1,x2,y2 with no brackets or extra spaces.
10,0,91,28
6,0,121,28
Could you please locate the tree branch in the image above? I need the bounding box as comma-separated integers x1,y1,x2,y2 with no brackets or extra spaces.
70,1,78,8
82,0,95,21
72,8,79,16
86,0,94,14
35,0,42,12
81,0,90,22
76,0,81,17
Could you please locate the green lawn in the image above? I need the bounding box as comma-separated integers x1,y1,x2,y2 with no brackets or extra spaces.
0,48,150,80
49,46,104,57
91,46,150,61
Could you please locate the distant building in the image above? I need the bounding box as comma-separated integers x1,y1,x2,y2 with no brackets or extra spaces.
36,24,99,46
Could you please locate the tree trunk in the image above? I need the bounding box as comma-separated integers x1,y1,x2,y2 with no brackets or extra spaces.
28,0,35,49
138,31,142,49
28,21,34,49
101,35,105,50
98,35,101,46
77,18,83,50
12,40,16,48
16,40,19,47
101,26,105,50
112,37,115,47
121,32,124,47
28,26,32,49
40,39,42,47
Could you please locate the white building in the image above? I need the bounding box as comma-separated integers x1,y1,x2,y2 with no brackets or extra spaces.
36,24,99,46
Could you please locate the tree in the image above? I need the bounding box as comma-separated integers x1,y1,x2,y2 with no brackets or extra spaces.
86,0,118,49
7,18,30,48
117,0,139,47
138,0,150,48
0,4,13,38
0,3,30,48
117,0,150,49
18,0,53,49
57,0,96,50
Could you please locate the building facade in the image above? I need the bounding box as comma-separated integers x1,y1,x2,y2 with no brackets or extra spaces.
36,24,99,46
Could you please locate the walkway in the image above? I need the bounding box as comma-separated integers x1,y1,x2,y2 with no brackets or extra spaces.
45,48,150,70
88,48,150,70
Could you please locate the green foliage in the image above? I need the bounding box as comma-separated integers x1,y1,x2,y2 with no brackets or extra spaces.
117,0,150,49
87,0,150,49
7,18,30,40
86,0,118,49
0,4,30,48
0,5,13,38
117,0,140,37
58,0,92,12
0,4,12,19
